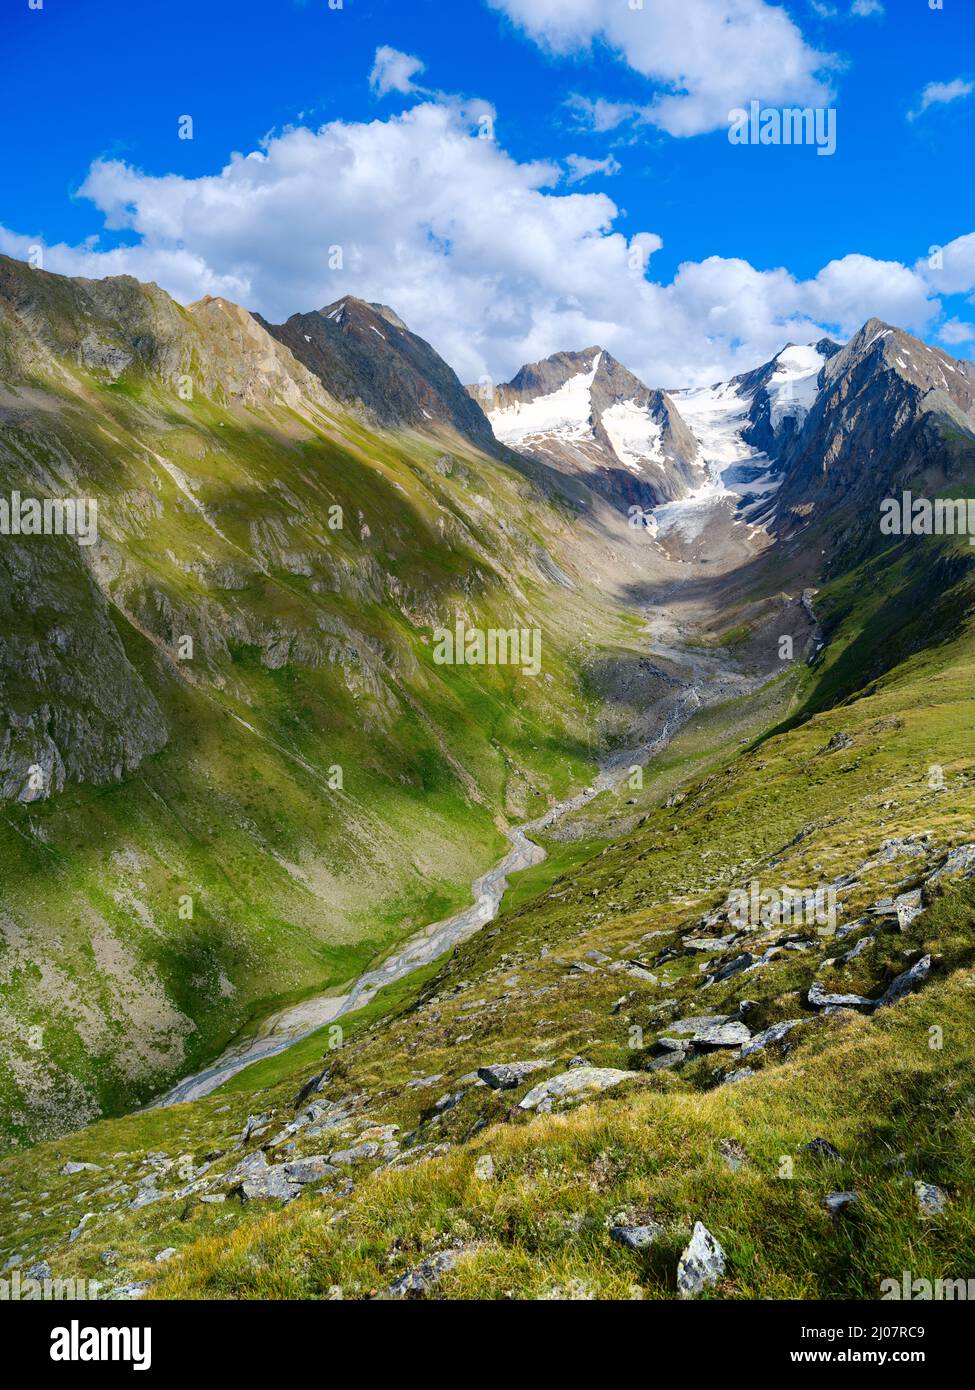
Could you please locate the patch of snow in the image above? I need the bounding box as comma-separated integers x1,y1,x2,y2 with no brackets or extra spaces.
601,398,665,474
767,344,824,428
490,352,602,445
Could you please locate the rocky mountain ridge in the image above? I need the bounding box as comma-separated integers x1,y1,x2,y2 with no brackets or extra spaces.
256,296,497,451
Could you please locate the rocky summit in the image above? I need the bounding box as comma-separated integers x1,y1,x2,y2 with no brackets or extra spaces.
1,251,975,1311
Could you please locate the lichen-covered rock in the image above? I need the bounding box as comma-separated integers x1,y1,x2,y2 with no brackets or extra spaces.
824,1191,858,1215
519,1067,638,1112
738,1020,801,1057
381,1248,467,1299
328,1141,380,1167
476,1060,553,1090
915,1181,947,1217
875,955,931,1009
677,1223,726,1298
808,981,872,1010
474,1155,495,1181
610,1223,663,1251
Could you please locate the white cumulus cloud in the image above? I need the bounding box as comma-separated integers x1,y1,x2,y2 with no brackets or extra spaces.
487,0,836,137
938,318,975,345
564,153,622,184
369,46,429,99
0,98,963,391
909,78,974,121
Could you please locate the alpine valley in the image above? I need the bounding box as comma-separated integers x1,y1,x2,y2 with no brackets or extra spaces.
2,253,975,1301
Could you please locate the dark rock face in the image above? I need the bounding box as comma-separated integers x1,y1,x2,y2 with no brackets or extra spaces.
481,347,702,511
737,337,841,460
773,320,975,553
257,297,496,451
0,538,168,801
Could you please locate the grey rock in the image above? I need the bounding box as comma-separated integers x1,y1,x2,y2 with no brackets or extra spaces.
894,890,923,930
26,1261,52,1281
474,1155,495,1181
930,843,975,882
610,1222,663,1251
711,953,755,982
382,1248,466,1299
127,1185,163,1211
106,1282,150,1301
808,981,873,1010
720,1067,755,1085
434,1089,467,1113
241,1113,273,1143
476,1060,553,1090
60,1161,102,1176
623,965,657,982
824,1191,858,1215
915,1181,947,1217
231,1166,299,1203
648,1052,688,1072
282,1156,340,1185
220,1149,271,1188
875,955,931,1009
873,836,929,865
677,1222,726,1298
329,1141,380,1166
804,1137,841,1160
689,1022,752,1048
519,1067,637,1111
738,1020,802,1058
68,1213,96,1243
293,1068,330,1109
154,1248,177,1263
666,1015,729,1035
837,933,876,963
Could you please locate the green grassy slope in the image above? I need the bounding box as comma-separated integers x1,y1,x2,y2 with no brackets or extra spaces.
3,538,974,1297
0,265,644,1149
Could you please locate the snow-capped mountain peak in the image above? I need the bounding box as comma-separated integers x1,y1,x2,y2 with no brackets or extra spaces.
480,347,703,510
489,349,603,446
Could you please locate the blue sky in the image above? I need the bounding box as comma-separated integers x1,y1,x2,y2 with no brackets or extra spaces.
3,0,974,386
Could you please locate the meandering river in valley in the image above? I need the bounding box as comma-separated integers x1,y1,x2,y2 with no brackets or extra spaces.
151,581,777,1110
